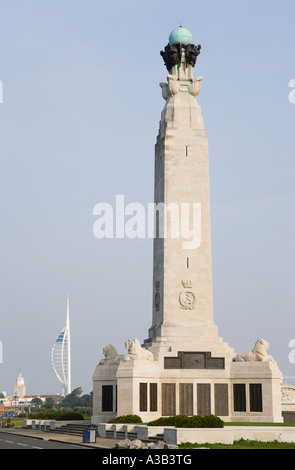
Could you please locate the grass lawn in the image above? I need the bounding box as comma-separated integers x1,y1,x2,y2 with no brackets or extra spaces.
0,418,24,429
179,438,295,449
224,422,295,427
179,421,295,449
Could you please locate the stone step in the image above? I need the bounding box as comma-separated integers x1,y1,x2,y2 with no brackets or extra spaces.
144,433,164,443
49,423,90,436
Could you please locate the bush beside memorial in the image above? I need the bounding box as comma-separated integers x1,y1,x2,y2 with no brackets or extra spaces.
30,411,84,420
148,414,224,428
108,414,143,424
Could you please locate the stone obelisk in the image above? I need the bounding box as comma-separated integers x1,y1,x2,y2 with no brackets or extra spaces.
145,26,221,351
92,27,283,425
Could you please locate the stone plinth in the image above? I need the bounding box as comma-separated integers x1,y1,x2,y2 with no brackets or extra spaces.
230,361,283,423
92,341,283,424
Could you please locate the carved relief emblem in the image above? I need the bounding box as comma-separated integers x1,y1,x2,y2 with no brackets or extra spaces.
154,281,160,311
281,386,295,402
179,280,196,310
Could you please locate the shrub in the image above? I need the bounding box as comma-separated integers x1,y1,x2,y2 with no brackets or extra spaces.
108,415,143,424
57,411,84,421
148,414,224,428
31,411,84,421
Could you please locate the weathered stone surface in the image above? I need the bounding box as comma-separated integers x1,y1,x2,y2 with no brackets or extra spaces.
115,439,132,449
129,439,145,449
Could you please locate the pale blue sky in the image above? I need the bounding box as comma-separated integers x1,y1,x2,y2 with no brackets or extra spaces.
0,0,294,394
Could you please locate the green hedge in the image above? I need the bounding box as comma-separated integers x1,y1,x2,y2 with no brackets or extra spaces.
108,415,143,424
148,414,224,428
107,414,224,427
30,411,84,421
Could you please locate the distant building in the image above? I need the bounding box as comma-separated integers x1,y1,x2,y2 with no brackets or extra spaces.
14,370,26,398
0,394,63,412
0,371,63,415
21,394,63,405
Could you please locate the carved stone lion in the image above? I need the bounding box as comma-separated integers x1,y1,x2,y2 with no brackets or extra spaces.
233,339,275,363
123,338,154,362
99,344,122,365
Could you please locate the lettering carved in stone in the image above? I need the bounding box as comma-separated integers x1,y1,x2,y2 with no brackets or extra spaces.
164,351,225,370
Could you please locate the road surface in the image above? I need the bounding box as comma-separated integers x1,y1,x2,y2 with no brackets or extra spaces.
0,431,89,449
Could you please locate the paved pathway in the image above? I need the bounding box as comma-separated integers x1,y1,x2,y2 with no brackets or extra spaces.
0,428,121,449
0,430,92,449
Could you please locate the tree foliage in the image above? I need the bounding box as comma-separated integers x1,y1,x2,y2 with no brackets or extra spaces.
61,388,92,409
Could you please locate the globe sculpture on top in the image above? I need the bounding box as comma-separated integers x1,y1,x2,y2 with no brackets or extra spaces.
169,26,193,45
160,26,201,72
